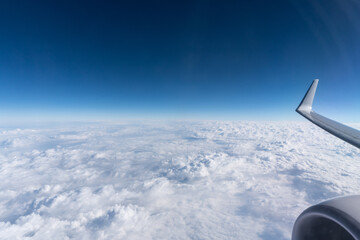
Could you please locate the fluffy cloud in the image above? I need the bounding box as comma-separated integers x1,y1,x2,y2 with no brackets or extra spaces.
0,121,359,239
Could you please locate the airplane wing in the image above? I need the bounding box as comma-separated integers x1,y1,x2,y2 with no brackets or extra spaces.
296,79,360,149
292,80,360,240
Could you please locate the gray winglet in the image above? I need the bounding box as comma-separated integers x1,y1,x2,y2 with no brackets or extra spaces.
296,79,318,114
296,80,360,149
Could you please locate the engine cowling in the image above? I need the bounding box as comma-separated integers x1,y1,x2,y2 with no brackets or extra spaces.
292,195,360,240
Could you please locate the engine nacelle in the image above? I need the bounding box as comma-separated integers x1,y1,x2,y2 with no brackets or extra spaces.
292,195,360,240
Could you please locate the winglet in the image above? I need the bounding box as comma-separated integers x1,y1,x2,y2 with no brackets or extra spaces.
296,79,319,114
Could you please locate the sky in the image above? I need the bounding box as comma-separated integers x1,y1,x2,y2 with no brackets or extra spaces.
0,0,360,121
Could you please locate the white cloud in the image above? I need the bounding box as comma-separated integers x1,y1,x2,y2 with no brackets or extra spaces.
0,121,358,239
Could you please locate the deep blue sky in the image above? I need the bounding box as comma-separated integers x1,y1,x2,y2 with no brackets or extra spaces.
1,0,360,121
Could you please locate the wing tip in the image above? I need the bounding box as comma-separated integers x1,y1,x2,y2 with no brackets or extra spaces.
296,79,319,114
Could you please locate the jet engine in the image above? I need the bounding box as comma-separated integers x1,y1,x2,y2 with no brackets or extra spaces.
292,196,360,240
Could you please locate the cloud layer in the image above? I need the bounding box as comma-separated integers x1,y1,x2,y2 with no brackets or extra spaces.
0,121,359,239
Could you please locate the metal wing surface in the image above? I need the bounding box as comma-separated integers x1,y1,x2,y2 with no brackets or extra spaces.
296,79,360,149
